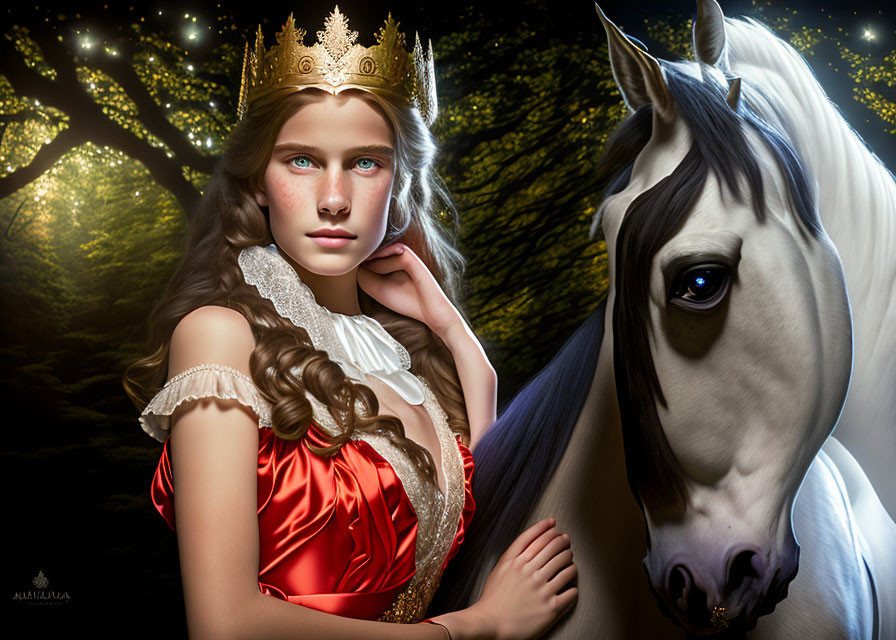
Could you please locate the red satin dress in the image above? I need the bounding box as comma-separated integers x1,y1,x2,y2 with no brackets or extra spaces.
144,244,477,623
150,409,475,621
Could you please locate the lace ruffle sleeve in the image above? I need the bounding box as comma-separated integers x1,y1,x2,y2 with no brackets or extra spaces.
139,363,272,442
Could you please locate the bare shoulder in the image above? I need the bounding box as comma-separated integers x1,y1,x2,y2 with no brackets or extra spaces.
167,305,260,440
168,305,255,380
166,307,264,634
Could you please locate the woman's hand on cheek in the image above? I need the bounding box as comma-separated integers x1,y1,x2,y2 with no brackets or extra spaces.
358,243,461,339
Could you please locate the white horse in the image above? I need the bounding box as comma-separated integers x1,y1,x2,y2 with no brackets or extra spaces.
431,2,896,637
712,1,896,520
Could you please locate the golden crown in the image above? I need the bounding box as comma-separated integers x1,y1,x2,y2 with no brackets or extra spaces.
237,6,437,126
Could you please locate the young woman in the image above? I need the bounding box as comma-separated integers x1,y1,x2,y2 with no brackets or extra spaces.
124,9,577,640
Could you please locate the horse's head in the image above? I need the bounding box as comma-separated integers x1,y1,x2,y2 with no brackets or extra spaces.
593,1,853,633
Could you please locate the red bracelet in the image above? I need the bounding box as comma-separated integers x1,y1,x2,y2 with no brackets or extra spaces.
420,618,452,640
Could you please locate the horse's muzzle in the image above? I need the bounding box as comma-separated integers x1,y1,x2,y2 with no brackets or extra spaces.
645,541,800,635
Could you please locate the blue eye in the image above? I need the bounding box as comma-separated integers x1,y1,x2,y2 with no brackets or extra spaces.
291,156,312,168
670,265,730,312
357,158,376,170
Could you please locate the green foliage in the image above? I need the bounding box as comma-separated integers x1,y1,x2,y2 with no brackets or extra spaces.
5,25,57,80
432,9,619,388
645,16,694,59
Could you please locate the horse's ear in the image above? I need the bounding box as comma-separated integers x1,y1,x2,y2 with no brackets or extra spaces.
595,3,674,124
726,77,741,112
693,0,726,66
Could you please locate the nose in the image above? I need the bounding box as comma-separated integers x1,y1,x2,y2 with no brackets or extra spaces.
318,169,350,217
654,545,799,633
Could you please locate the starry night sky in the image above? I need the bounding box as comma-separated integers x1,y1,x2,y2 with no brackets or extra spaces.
8,1,890,44
6,1,892,62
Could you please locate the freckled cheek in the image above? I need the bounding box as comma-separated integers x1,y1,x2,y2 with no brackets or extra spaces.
269,179,316,219
359,179,393,212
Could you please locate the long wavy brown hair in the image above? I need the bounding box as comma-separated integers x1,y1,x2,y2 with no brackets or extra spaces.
123,86,469,489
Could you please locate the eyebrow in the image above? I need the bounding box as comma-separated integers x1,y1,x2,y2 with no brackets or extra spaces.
272,142,394,158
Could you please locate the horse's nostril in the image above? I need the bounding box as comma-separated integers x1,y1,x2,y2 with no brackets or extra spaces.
726,548,764,593
668,564,691,606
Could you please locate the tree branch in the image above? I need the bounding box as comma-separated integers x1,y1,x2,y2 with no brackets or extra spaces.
0,29,205,214
4,198,27,239
80,36,217,174
0,126,87,199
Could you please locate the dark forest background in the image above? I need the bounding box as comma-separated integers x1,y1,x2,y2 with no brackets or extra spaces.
2,0,893,635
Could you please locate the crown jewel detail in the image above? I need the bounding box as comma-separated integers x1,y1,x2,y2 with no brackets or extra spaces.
318,6,356,62
237,6,437,126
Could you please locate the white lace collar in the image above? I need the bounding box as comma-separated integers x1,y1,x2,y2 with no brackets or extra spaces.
238,243,425,405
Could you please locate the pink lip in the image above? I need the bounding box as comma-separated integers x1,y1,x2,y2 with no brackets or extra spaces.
310,236,352,248
308,227,354,237
307,228,356,248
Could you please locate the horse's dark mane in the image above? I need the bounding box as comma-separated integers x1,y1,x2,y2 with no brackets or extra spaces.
428,301,606,613
427,62,820,612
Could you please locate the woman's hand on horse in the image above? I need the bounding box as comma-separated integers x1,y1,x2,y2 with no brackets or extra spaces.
467,517,578,640
358,242,461,338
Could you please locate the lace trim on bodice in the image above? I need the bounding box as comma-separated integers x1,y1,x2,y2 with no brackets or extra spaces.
238,244,423,404
373,377,466,623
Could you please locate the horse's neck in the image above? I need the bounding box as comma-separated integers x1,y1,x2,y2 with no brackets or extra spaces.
530,315,689,638
726,20,896,515
727,23,896,345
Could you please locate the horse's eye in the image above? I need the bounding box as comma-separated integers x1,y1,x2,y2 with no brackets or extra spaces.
670,265,730,311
